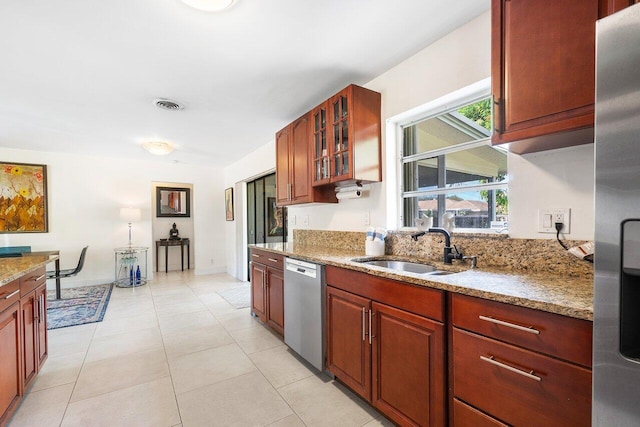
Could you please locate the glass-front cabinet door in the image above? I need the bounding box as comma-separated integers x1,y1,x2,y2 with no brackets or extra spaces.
312,102,331,186
330,91,352,182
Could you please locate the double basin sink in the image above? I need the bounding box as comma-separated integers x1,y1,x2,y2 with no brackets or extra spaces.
353,259,456,276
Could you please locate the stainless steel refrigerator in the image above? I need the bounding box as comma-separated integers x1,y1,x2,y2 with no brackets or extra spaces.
594,3,640,425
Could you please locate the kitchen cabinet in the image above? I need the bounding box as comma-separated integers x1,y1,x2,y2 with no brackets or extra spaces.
451,294,592,426
491,0,598,153
326,266,445,426
250,248,284,336
1,265,49,425
19,267,48,391
312,85,381,186
276,113,337,206
601,0,640,14
0,280,21,427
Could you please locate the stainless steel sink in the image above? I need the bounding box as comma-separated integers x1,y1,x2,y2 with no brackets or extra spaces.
354,259,455,276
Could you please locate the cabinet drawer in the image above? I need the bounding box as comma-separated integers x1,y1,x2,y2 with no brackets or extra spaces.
451,294,592,367
250,249,283,270
0,280,20,313
20,267,46,296
326,266,444,321
453,328,591,427
453,398,507,427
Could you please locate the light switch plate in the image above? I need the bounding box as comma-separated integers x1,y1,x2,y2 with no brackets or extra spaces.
538,208,571,234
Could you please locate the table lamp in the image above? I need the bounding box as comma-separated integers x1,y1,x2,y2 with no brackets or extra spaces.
120,207,141,246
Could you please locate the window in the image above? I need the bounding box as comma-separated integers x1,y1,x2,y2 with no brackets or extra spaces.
400,95,508,232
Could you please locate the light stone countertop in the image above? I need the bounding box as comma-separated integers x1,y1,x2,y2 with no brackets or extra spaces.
250,242,593,321
0,256,59,287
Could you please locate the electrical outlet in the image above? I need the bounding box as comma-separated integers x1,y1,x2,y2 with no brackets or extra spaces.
303,215,309,226
363,211,370,226
538,208,571,234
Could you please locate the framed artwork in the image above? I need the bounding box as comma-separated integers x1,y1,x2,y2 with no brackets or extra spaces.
156,186,191,217
0,162,48,233
225,187,234,221
267,197,284,237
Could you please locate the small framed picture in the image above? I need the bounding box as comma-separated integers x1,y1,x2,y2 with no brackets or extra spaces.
225,187,234,221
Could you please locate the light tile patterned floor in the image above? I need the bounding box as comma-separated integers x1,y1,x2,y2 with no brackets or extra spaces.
8,272,393,427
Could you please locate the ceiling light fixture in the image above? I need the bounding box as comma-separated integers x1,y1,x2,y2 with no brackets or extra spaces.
142,141,174,156
179,0,235,12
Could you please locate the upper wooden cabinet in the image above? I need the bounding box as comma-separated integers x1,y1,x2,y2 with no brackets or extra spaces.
276,113,336,206
491,0,599,153
312,85,381,186
600,0,640,15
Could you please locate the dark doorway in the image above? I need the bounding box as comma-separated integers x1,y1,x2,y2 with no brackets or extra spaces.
247,173,287,276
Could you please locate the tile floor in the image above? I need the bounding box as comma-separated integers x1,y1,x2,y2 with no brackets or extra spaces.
8,271,393,427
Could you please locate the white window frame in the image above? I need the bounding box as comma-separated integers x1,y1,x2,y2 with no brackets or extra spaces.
385,78,507,233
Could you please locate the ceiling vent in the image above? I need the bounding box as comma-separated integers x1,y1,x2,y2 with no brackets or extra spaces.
153,98,184,111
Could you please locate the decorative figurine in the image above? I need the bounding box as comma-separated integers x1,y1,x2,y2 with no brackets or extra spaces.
169,222,180,240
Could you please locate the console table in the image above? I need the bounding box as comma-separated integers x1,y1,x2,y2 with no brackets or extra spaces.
156,238,190,273
114,246,148,288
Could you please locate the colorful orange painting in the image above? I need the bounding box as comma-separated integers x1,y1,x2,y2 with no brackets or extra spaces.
0,162,48,233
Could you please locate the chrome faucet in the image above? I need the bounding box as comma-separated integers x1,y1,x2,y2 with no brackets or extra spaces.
411,227,463,264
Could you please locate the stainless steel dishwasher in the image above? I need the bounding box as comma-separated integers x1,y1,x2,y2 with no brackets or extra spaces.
283,257,325,371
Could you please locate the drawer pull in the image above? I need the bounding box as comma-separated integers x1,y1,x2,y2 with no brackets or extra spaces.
267,258,279,263
479,315,540,335
252,254,260,258
480,355,541,382
3,289,20,300
34,274,46,281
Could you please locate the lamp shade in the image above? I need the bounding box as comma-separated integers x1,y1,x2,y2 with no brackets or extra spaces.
120,207,141,223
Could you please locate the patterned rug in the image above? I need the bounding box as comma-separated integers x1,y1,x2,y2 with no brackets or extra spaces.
216,285,251,309
46,284,113,330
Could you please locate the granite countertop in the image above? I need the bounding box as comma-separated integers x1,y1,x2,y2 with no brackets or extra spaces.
250,242,593,321
0,255,59,287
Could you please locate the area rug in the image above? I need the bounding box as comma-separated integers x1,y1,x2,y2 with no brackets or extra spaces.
216,285,251,309
46,284,113,330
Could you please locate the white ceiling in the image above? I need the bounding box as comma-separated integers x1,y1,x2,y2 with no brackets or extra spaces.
0,0,489,167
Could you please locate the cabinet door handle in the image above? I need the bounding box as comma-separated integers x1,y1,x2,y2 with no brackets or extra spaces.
479,315,540,335
362,307,366,341
480,355,541,382
3,289,20,300
34,298,39,321
40,294,45,323
369,310,375,345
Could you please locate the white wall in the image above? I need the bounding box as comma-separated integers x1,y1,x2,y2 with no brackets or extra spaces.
224,141,276,279
223,10,596,279
0,147,226,290
508,144,594,240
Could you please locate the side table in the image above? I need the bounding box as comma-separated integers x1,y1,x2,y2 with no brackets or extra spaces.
114,246,148,288
156,238,190,273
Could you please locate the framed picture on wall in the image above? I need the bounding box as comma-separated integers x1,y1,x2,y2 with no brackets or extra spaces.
0,162,48,233
267,197,284,237
225,187,234,221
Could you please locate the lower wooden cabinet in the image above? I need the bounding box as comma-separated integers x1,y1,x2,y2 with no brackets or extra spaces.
250,249,284,336
326,266,446,427
0,300,21,426
0,266,49,425
451,294,592,426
